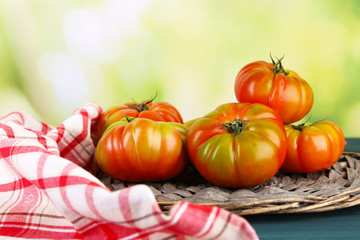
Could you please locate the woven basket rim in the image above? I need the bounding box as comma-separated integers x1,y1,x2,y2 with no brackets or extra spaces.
156,152,360,215
99,152,360,216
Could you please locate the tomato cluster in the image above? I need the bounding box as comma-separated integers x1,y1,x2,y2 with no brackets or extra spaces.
95,56,345,188
234,56,345,176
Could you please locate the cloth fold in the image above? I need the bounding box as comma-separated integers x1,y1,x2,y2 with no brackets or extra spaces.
0,103,258,240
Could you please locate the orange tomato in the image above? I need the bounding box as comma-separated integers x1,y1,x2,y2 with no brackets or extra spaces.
282,121,345,173
96,118,188,182
234,56,314,124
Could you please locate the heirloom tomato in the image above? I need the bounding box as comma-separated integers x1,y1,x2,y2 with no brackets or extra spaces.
186,102,287,188
234,56,314,124
96,117,188,182
184,118,199,129
281,121,345,173
97,96,183,138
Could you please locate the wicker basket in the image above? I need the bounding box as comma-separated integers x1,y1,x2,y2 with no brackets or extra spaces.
98,152,360,216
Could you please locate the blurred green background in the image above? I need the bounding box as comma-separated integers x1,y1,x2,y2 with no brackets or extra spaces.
0,0,359,136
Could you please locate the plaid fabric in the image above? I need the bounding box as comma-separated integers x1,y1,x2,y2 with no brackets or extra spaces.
0,103,258,240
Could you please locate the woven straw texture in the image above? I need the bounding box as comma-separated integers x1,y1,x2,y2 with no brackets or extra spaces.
98,152,360,215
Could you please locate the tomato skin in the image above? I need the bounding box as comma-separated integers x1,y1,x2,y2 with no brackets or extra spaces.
281,121,345,173
186,102,287,188
184,118,200,129
234,60,314,124
96,118,188,182
97,100,183,138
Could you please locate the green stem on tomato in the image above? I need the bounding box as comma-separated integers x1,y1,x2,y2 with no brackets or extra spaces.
270,54,289,76
127,92,158,112
124,115,136,123
290,122,306,131
291,116,330,131
220,119,250,136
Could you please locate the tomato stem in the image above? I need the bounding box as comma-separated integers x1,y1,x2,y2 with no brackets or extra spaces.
270,54,289,76
290,123,306,131
221,119,250,136
124,116,136,123
127,92,158,112
290,116,314,131
291,116,330,131
144,92,158,105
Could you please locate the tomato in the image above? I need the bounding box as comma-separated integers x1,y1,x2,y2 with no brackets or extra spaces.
281,121,345,173
97,96,183,138
184,118,199,129
95,118,188,182
186,102,287,188
234,56,314,124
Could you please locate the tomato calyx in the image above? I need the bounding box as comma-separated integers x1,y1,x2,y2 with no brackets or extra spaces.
220,119,250,136
124,115,136,123
290,117,329,131
127,93,157,112
270,54,289,76
290,123,306,131
128,102,150,112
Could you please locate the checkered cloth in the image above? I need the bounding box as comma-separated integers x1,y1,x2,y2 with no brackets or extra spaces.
0,103,258,240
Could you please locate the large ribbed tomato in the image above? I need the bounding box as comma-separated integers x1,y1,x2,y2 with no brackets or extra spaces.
97,97,183,138
234,56,314,124
281,121,345,173
186,102,287,188
96,118,188,182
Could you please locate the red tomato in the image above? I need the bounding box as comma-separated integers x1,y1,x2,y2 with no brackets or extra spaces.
282,121,345,173
97,97,183,138
96,118,188,182
186,102,287,188
234,56,314,124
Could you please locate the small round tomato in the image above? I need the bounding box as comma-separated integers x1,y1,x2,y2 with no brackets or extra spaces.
97,96,183,138
96,118,188,182
281,121,345,173
234,56,314,124
187,102,287,188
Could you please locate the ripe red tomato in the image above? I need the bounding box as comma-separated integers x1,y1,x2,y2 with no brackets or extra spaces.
281,121,345,173
96,118,188,182
97,97,183,138
234,56,314,124
186,102,287,188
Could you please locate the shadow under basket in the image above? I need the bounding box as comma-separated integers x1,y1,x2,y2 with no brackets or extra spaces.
97,152,360,216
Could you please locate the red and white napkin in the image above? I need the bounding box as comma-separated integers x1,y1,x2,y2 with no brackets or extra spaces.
0,103,258,239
